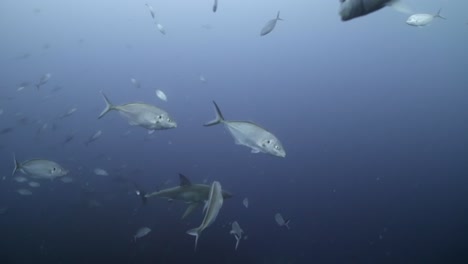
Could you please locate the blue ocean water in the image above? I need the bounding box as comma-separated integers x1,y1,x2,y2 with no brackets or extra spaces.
1,0,468,263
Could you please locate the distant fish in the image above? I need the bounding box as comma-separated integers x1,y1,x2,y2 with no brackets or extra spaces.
60,176,74,183
155,89,167,101
130,78,141,88
12,155,68,180
230,221,244,250
0,127,13,135
145,3,156,19
243,198,249,208
50,85,63,93
98,92,177,133
339,0,412,21
13,176,28,183
213,0,218,12
187,181,224,251
134,227,151,241
0,109,3,115
58,107,78,119
84,130,102,146
28,181,41,188
274,213,290,229
62,135,74,145
260,11,283,36
156,23,166,35
199,75,207,83
35,73,51,90
204,101,286,157
94,168,109,176
17,189,33,196
406,9,445,27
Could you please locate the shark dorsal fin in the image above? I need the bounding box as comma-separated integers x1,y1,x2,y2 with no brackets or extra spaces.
178,173,192,187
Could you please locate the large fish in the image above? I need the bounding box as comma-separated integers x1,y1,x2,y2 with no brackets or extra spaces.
186,181,224,251
260,11,283,36
98,92,177,133
141,174,232,219
204,101,286,157
11,155,68,180
339,0,410,21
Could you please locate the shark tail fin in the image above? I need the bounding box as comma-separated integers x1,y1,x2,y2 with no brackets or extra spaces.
276,11,283,21
98,91,115,119
10,153,20,179
284,219,291,230
435,8,446,19
204,101,225,126
187,228,201,251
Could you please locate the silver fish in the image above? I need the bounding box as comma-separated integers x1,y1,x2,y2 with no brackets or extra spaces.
36,73,51,90
260,11,283,36
204,101,286,157
186,181,224,251
243,198,249,209
274,213,290,229
58,107,78,119
230,221,244,250
98,92,177,133
134,227,151,241
406,9,445,27
145,3,155,19
11,155,68,180
156,23,166,35
84,130,102,146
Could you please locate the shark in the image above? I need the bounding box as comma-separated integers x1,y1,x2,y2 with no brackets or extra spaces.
135,174,232,219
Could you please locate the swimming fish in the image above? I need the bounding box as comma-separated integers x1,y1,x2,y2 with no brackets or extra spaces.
17,189,33,196
98,92,177,133
204,101,286,157
260,11,283,36
145,3,155,19
274,213,290,229
406,9,445,27
84,130,102,146
243,197,249,209
155,89,167,102
94,168,108,176
134,227,151,241
186,181,224,251
36,73,51,90
58,107,78,119
12,155,68,180
156,23,166,35
230,221,244,250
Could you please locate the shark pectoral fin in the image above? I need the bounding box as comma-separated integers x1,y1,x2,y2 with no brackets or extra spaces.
182,203,201,219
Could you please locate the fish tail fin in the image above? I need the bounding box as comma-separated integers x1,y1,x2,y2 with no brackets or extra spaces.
284,219,291,230
187,228,200,251
11,153,20,179
435,8,446,19
235,236,240,250
204,101,225,126
98,91,115,119
276,11,283,21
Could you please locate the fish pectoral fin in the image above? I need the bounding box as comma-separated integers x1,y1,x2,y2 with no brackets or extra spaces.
147,130,155,135
251,148,260,154
182,203,201,219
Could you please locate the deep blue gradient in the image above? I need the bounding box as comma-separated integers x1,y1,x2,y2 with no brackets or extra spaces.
1,0,468,263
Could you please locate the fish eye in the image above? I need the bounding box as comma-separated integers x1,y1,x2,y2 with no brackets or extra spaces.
267,140,271,144
275,145,280,150
158,115,162,119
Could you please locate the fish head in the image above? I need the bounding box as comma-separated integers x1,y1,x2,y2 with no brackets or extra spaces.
50,166,68,178
405,15,418,26
151,114,177,129
261,138,286,158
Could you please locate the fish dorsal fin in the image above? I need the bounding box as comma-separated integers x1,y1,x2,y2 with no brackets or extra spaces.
178,173,192,186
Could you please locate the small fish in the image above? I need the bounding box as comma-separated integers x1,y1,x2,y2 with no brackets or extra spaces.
63,135,74,145
13,176,28,183
0,127,13,135
130,78,141,88
11,155,68,180
230,221,244,250
36,73,51,90
98,92,177,133
213,0,218,12
94,168,109,176
58,107,78,119
260,11,283,36
406,9,445,27
243,198,249,208
84,130,102,146
145,3,155,19
155,89,167,101
17,189,33,196
156,23,166,35
204,101,286,157
187,181,224,251
274,213,290,229
199,75,207,83
339,0,411,21
28,181,41,188
134,227,151,241
60,176,74,183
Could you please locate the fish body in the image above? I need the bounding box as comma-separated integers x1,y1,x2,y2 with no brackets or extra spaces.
12,156,68,180
59,108,77,119
84,130,102,146
134,227,151,241
260,11,283,36
230,221,244,250
145,3,155,19
98,92,176,132
275,213,290,229
144,174,232,219
94,168,108,176
36,73,51,90
155,89,167,101
243,198,249,208
406,9,445,27
204,101,285,157
156,23,166,35
186,181,224,251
